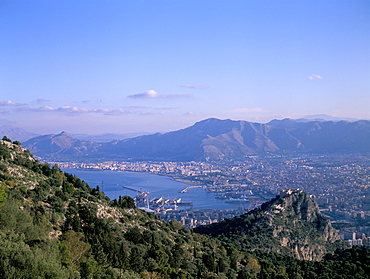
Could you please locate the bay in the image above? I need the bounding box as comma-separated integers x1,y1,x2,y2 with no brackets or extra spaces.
63,168,242,210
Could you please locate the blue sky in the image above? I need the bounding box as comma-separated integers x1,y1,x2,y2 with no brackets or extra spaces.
1,0,369,135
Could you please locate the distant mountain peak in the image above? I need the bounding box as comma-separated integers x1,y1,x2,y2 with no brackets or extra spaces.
193,117,235,126
56,131,72,137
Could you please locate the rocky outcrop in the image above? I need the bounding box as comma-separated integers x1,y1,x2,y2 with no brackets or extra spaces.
262,189,344,260
194,189,348,261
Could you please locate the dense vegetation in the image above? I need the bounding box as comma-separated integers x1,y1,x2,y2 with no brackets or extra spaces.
1,138,370,278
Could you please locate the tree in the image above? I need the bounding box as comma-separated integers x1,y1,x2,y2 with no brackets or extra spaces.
117,243,129,271
2,136,11,142
246,257,261,277
119,195,136,208
170,219,184,231
130,246,144,272
60,231,90,265
80,259,104,278
0,182,7,206
125,227,144,244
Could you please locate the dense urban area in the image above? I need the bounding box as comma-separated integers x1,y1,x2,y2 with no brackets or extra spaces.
57,153,370,246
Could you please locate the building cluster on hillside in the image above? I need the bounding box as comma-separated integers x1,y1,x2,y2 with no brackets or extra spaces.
57,153,370,231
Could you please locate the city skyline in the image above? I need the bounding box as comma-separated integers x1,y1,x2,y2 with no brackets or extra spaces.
1,0,369,135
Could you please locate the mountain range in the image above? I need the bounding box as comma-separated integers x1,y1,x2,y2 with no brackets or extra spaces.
19,117,370,161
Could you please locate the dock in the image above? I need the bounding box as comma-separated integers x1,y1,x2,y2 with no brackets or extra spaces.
122,185,147,194
179,185,203,193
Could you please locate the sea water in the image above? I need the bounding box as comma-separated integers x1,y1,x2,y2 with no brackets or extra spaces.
63,168,241,210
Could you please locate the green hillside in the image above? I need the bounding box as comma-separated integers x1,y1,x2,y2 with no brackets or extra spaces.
1,137,370,279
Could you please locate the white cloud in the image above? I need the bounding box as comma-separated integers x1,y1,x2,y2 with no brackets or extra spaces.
128,90,162,99
184,111,195,115
0,100,25,106
38,106,54,111
103,108,134,115
53,106,134,115
57,106,89,113
308,74,323,80
128,90,191,99
12,102,180,118
91,108,110,113
16,106,54,112
16,105,134,115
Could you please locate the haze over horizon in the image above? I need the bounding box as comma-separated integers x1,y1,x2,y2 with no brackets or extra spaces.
1,1,369,135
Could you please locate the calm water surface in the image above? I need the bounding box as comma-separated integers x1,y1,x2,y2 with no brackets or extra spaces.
63,168,241,210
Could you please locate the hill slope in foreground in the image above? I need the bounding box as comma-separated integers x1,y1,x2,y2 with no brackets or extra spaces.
0,138,369,279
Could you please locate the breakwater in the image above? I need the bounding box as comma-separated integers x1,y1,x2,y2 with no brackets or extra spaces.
179,185,203,193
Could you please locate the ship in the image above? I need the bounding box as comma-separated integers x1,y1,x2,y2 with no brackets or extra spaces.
225,198,249,203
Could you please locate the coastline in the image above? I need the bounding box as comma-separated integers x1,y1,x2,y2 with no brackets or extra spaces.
62,166,203,187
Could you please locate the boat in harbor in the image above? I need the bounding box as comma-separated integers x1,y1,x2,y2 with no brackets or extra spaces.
225,198,249,203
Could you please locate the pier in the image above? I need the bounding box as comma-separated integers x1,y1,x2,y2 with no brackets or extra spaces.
179,185,203,193
122,185,148,194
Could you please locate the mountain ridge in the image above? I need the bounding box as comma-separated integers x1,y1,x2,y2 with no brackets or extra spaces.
24,131,102,160
22,117,370,161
